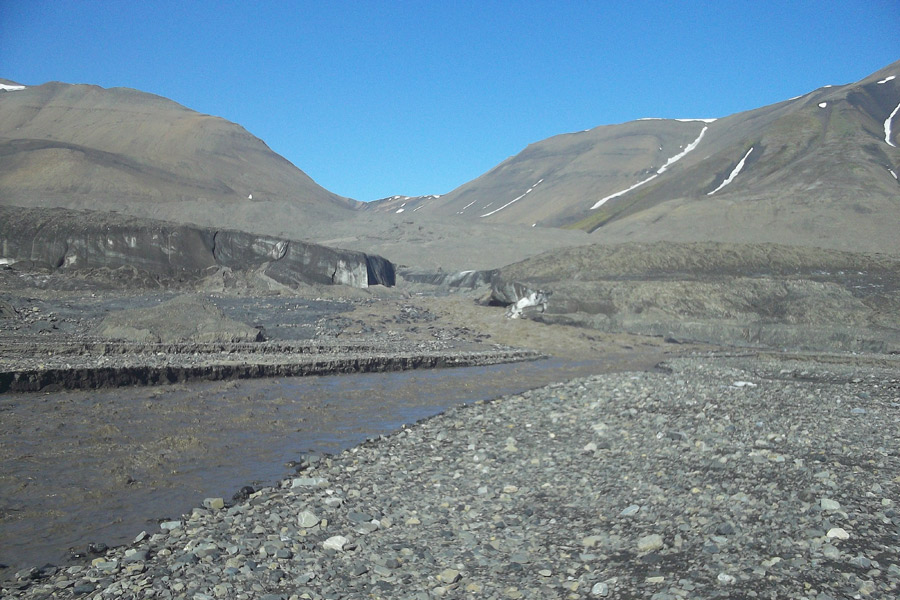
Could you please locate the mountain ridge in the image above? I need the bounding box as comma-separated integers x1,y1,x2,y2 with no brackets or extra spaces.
365,60,900,255
0,81,360,225
2,60,899,269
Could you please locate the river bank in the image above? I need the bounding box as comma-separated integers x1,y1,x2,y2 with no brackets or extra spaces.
0,353,666,579
4,351,898,599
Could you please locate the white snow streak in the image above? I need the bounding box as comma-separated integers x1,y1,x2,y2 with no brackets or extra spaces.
590,125,709,210
0,84,25,91
395,208,405,213
457,199,478,214
885,101,900,147
818,102,828,108
412,205,424,212
878,75,896,84
637,117,717,123
889,169,897,180
589,175,659,210
480,179,544,218
657,126,708,174
707,147,753,196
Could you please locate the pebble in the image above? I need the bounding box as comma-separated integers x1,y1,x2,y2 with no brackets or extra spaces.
291,476,327,488
297,510,320,528
202,497,225,510
820,498,841,511
591,581,610,597
637,534,664,552
437,568,461,584
322,535,348,551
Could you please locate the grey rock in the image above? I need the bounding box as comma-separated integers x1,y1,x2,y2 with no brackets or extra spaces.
122,549,148,563
297,510,320,528
637,534,664,553
322,536,348,552
820,498,841,511
291,476,328,488
437,568,461,584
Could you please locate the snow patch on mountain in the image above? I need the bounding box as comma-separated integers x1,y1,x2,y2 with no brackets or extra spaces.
0,84,26,92
591,125,709,210
885,102,900,148
589,174,659,210
657,126,708,174
707,148,753,196
890,169,897,180
818,102,828,108
457,199,478,215
878,75,896,84
480,179,544,218
637,117,717,123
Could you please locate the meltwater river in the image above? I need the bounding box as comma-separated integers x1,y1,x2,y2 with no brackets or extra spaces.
0,354,656,576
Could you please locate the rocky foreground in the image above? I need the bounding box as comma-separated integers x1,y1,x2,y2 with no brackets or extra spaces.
3,352,898,599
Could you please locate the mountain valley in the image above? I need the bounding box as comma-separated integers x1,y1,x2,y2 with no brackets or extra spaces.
1,61,899,595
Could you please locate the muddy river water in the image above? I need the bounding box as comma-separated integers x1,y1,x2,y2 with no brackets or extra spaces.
0,354,659,576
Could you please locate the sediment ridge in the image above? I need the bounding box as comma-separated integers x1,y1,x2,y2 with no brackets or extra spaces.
0,343,539,392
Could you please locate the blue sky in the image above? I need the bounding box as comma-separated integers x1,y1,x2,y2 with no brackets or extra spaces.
2,1,898,201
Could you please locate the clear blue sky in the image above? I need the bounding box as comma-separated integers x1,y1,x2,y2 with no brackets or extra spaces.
2,1,898,201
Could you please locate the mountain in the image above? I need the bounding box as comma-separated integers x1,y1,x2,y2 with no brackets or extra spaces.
0,79,588,270
0,80,358,229
4,60,898,274
367,61,900,255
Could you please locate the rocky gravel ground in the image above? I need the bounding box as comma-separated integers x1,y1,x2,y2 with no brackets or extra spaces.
4,352,898,599
0,290,541,391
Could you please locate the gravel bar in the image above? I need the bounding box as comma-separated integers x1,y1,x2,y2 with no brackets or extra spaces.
3,353,899,599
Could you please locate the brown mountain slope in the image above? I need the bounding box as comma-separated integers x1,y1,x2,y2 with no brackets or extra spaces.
368,60,900,256
0,81,590,270
0,81,358,228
